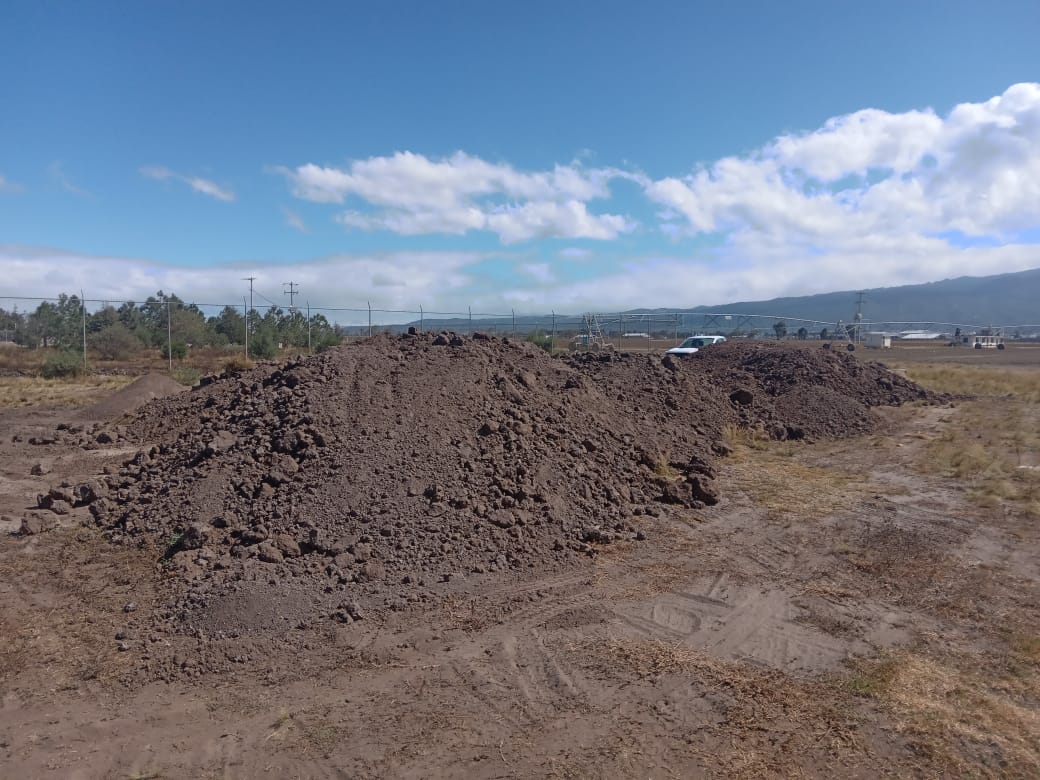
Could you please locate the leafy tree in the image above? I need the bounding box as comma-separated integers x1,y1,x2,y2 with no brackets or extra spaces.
87,305,119,334
796,327,808,340
209,306,245,345
819,327,830,340
90,324,143,360
772,320,787,340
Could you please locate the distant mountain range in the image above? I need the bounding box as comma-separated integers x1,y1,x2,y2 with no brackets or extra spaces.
673,267,1040,327
366,267,1040,336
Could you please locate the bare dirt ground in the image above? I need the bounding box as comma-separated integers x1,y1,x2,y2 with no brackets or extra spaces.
1,350,1038,779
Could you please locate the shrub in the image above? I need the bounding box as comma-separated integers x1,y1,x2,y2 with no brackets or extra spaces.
41,350,85,379
89,324,142,361
161,341,188,360
171,366,201,386
249,331,278,360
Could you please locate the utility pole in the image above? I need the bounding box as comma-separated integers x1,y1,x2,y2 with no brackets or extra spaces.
242,277,255,356
243,277,255,319
283,281,299,311
853,291,866,342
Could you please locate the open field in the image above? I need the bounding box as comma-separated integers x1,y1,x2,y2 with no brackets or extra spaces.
0,342,1038,778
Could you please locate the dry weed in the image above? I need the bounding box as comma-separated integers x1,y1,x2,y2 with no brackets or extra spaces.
854,649,1040,777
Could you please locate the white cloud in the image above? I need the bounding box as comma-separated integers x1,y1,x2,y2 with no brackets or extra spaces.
140,165,235,202
0,244,483,317
283,208,309,233
279,151,633,243
559,247,592,260
48,161,90,197
2,240,1038,323
519,262,554,284
0,174,24,193
646,82,1040,249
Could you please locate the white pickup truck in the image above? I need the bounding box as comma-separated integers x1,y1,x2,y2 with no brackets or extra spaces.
665,335,727,356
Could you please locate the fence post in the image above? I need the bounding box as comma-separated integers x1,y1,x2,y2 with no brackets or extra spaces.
617,312,622,352
646,314,651,353
512,309,515,339
419,304,424,334
243,297,249,358
468,306,472,334
307,302,312,354
80,290,87,372
167,298,173,371
551,310,556,353
367,301,372,337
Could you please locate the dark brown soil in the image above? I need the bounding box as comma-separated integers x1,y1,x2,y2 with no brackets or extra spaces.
51,335,931,650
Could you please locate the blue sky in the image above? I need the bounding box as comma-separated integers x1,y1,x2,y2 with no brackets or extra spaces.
2,0,1039,315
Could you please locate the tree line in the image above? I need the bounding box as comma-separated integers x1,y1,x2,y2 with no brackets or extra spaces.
0,291,342,359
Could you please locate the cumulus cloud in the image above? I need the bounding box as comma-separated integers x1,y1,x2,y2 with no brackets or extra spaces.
0,174,24,193
140,165,236,202
278,151,634,243
646,82,1040,249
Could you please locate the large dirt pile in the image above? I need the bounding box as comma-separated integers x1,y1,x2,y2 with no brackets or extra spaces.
67,335,929,633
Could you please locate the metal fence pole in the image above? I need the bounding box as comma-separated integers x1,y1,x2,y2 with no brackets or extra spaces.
512,309,515,339
243,297,249,358
617,312,622,352
646,314,651,353
167,298,173,371
419,304,424,333
80,289,87,372
367,301,372,337
307,302,312,354
468,306,472,334
551,310,556,353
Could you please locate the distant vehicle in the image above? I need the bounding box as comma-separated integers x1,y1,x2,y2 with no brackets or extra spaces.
665,335,727,356
971,334,1005,350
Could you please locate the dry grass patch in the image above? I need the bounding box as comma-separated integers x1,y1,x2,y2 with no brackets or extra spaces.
919,399,1040,517
850,649,1040,777
567,636,868,775
722,422,771,450
723,446,867,522
0,374,136,408
898,364,1040,402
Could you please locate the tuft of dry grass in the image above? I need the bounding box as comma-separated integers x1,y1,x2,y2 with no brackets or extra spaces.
722,423,771,450
222,355,256,374
0,374,136,408
724,450,867,522
919,398,1040,517
853,649,1040,777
